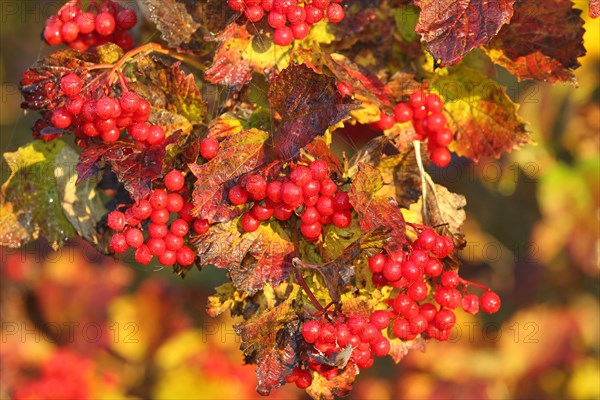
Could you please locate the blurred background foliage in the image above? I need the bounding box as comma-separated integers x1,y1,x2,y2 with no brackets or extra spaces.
1,1,598,399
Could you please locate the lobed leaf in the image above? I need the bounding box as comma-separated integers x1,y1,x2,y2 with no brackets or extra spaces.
485,0,586,85
415,0,515,67
432,65,532,161
349,163,407,253
189,128,268,223
191,219,295,295
306,363,360,400
269,63,358,160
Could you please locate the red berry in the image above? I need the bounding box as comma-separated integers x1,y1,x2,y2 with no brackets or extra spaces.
164,233,184,251
370,337,390,357
120,91,140,113
96,97,118,120
300,222,322,239
229,185,249,205
125,228,144,248
312,0,331,9
66,96,85,115
228,0,245,11
135,245,153,265
166,193,184,213
60,21,79,43
401,260,421,281
146,125,165,145
431,147,451,168
176,246,195,266
319,179,337,197
252,203,274,221
441,270,460,288
462,293,480,315
408,281,428,301
302,180,321,198
415,228,437,250
245,175,267,201
425,112,447,132
158,250,177,266
383,259,402,282
347,315,367,334
326,3,344,23
368,253,386,273
393,102,413,123
295,371,312,389
147,238,166,256
107,211,126,231
392,318,412,340
301,320,320,343
116,8,138,29
419,303,437,321
424,257,443,277
359,323,379,343
273,203,293,220
316,196,334,217
179,202,194,222
309,160,329,181
148,223,168,239
425,94,444,112
480,291,501,314
241,212,261,232
434,309,456,330
59,4,78,22
267,11,287,28
301,206,320,224
151,208,170,225
193,218,210,235
60,73,82,98
305,5,324,24
434,288,462,309
44,24,63,46
244,5,264,22
170,219,189,237
290,166,312,186
409,91,426,108
376,112,395,130
332,191,351,211
150,189,168,209
273,26,294,46
95,12,116,36
51,108,73,129
110,233,128,253
266,181,282,203
164,170,185,192
132,199,152,220
76,12,96,34
332,211,351,228
370,310,391,330
200,137,219,160
281,182,303,207
287,5,306,23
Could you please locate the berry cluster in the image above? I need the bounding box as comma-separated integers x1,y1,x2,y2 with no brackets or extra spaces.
367,228,501,341
300,313,392,382
227,0,346,46
374,91,454,168
43,0,137,51
107,169,212,267
50,72,167,145
230,160,353,240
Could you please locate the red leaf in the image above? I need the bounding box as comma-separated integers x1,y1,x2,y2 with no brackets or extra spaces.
189,129,268,223
486,0,586,84
304,139,343,178
415,0,515,67
77,137,177,202
591,0,600,18
190,219,295,295
349,163,406,254
269,64,358,160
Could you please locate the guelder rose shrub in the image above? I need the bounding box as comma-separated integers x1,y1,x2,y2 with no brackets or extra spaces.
3,0,590,398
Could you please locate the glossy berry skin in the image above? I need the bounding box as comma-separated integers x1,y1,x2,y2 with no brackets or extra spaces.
150,189,168,209
370,310,391,330
310,160,329,181
135,245,153,265
244,5,264,22
110,233,128,253
51,109,73,129
326,3,345,23
148,223,168,239
301,320,320,343
116,8,138,30
132,200,152,220
480,291,501,314
166,193,184,213
164,170,185,191
95,12,116,36
200,137,219,160
44,24,63,46
435,128,454,147
125,228,144,248
164,233,184,251
241,212,260,233
252,204,273,221
376,113,395,130
107,211,126,231
267,11,287,28
146,126,165,145
368,253,386,273
281,182,303,207
151,208,170,225
332,211,351,228
441,270,460,288
425,94,444,112
158,250,177,266
371,337,390,357
393,102,413,123
229,185,249,205
60,73,82,98
319,179,337,197
193,218,210,235
300,222,322,239
176,246,195,266
434,309,456,330
147,238,166,256
170,219,189,237
383,259,402,282
431,147,452,168
273,26,294,46
462,293,480,315
245,175,267,201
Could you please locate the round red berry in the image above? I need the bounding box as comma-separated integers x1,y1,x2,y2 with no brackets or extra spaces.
60,73,82,98
241,212,261,232
480,291,501,314
164,170,185,192
107,211,126,231
109,233,128,253
176,246,195,266
200,137,219,160
229,185,249,205
95,12,116,36
135,245,153,265
193,218,210,235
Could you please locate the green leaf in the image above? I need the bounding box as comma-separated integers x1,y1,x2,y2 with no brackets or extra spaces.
1,140,76,249
431,65,532,161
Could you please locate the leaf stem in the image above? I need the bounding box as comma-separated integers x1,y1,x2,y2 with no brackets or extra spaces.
294,267,325,313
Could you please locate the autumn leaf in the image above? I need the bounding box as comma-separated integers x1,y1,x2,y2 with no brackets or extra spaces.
485,0,586,85
190,219,295,295
137,61,206,124
234,291,301,395
189,129,268,223
1,140,76,249
143,0,200,48
592,0,600,18
415,0,515,67
304,138,343,178
54,145,106,246
269,64,358,160
205,23,291,90
349,163,407,253
306,363,360,400
431,65,531,161
387,336,427,364
77,137,177,202
20,49,98,111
